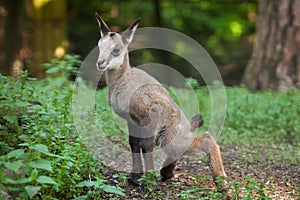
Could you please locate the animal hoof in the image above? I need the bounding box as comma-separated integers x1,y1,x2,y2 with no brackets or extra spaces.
160,168,174,181
128,173,142,186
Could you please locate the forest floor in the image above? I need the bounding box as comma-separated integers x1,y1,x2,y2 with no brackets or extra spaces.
101,144,300,200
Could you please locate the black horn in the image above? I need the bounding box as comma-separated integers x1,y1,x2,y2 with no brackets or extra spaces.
95,12,110,37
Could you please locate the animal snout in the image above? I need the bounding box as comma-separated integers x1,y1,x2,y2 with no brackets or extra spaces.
97,59,106,71
97,59,105,67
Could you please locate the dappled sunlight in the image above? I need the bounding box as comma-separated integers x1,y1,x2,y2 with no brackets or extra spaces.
32,0,52,9
229,21,243,37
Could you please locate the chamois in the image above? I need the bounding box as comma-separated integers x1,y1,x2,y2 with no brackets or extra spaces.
95,13,227,189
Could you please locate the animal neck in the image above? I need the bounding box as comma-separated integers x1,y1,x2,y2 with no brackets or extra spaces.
105,52,131,89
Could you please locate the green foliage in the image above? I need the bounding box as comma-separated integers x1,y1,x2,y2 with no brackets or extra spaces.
222,87,300,146
226,176,272,200
161,0,257,65
75,180,126,198
176,176,272,200
138,170,161,189
0,142,58,198
43,54,81,87
112,173,128,187
186,77,200,89
138,170,162,197
0,58,124,199
44,54,80,76
67,0,257,84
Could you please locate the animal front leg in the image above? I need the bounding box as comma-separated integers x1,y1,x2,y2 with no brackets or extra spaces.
128,135,143,185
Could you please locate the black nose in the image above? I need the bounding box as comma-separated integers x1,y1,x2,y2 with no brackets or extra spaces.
97,60,105,67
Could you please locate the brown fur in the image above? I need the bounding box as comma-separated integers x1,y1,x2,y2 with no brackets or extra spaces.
95,13,227,189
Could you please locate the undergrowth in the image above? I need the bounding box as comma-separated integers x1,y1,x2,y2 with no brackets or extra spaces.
0,55,125,199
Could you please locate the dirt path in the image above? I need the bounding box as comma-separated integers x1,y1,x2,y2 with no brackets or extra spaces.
221,146,299,199
102,145,300,199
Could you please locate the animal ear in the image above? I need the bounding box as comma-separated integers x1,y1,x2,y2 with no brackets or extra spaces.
95,12,110,37
121,18,141,45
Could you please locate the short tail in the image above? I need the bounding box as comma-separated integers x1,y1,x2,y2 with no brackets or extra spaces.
189,114,204,132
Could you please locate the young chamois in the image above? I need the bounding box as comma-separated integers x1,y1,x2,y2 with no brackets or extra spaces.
95,13,227,189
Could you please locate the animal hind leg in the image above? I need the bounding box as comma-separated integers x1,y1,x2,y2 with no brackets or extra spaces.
186,132,227,189
160,156,178,181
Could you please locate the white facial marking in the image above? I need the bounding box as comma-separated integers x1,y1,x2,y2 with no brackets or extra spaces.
97,33,126,71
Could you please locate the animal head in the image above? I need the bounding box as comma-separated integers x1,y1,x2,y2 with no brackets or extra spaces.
95,12,141,71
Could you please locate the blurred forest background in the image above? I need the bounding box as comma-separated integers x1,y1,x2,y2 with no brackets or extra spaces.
0,0,257,86
1,0,300,90
1,1,300,199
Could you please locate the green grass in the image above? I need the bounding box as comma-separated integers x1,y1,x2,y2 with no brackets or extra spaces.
0,56,299,199
223,87,300,145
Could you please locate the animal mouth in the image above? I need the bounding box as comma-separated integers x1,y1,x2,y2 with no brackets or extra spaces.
97,65,108,71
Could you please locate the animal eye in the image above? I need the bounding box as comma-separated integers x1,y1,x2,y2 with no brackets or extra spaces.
111,48,120,56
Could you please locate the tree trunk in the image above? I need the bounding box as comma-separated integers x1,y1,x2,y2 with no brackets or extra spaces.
0,0,23,76
30,0,67,78
242,0,300,91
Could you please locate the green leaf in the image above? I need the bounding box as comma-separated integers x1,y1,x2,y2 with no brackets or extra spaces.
4,177,32,184
30,144,60,157
75,181,99,188
15,102,30,107
100,185,126,197
30,144,50,154
7,186,22,192
72,195,88,200
36,176,57,185
25,185,41,199
3,115,18,123
4,160,22,172
30,169,39,180
18,143,29,147
7,149,25,159
28,159,52,172
42,63,52,68
46,67,60,74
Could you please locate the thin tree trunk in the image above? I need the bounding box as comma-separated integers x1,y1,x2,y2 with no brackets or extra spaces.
30,0,67,78
242,0,300,91
152,0,175,85
0,0,22,76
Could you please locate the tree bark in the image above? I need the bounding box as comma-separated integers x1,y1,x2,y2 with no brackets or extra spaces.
242,0,300,91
